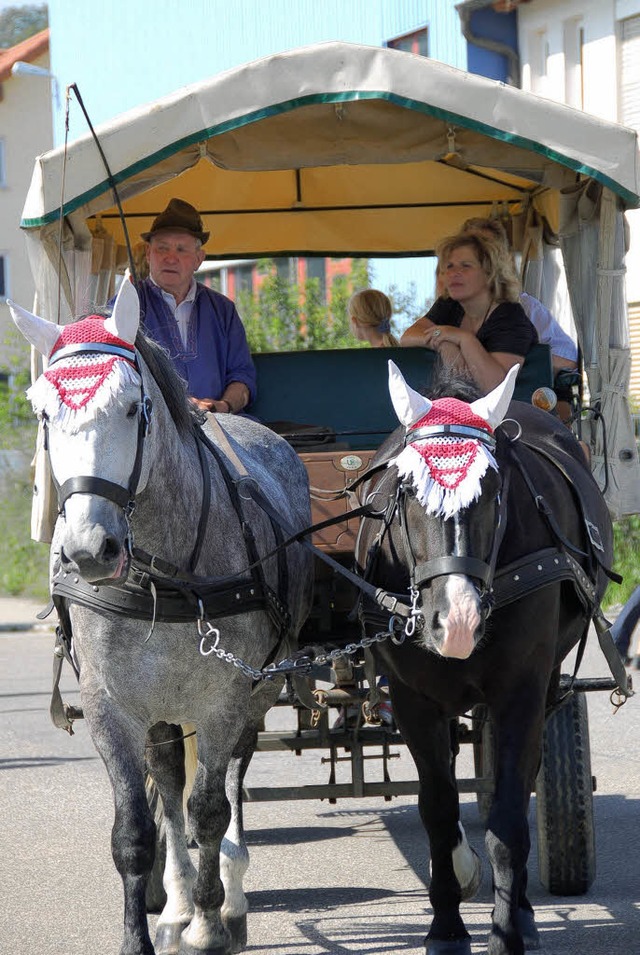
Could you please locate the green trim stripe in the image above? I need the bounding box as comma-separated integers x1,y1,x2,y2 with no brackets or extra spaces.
21,88,640,230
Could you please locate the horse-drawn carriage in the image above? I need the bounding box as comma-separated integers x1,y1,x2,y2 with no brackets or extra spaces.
14,41,638,955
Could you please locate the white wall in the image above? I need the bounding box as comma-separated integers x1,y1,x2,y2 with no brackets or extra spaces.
0,51,53,361
519,1,640,305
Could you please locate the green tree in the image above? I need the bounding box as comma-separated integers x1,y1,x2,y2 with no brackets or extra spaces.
0,4,48,48
240,258,373,353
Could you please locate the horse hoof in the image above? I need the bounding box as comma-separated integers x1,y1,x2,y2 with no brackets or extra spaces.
223,914,247,953
178,943,229,955
517,908,540,950
155,922,189,955
425,937,472,955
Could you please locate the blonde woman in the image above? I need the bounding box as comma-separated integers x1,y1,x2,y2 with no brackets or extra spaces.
348,289,399,347
401,231,537,393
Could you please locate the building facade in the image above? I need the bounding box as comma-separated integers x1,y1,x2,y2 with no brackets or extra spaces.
514,0,640,397
42,2,467,324
0,29,52,366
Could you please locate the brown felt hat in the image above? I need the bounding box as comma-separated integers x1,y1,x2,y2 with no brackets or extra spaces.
141,198,209,244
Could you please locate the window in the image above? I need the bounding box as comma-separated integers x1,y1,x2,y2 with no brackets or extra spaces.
305,257,327,303
274,257,296,284
0,255,7,299
233,264,253,294
620,16,640,132
387,27,428,58
0,139,5,186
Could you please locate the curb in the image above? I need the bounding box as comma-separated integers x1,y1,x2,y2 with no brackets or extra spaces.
0,622,55,633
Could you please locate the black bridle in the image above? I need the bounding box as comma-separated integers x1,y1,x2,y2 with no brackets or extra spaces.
394,422,512,624
43,341,153,521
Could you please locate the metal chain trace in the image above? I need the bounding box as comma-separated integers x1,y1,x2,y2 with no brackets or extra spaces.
197,614,410,681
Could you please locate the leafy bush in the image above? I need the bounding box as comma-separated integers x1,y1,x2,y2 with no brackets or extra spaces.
605,515,640,610
0,345,49,598
0,474,49,599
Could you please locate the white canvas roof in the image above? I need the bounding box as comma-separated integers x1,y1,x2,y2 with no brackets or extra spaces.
20,40,640,257
18,41,640,519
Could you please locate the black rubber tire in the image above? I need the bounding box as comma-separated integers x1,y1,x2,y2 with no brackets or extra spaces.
472,704,495,824
536,691,596,896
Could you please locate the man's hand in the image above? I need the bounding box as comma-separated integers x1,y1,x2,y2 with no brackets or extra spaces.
190,397,230,413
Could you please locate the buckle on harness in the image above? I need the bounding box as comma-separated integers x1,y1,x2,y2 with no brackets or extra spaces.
585,519,604,553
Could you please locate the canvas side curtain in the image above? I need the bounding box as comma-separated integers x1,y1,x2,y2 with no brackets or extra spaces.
22,216,121,542
518,212,575,346
558,181,640,519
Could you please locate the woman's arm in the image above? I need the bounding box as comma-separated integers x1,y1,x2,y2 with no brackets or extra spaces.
400,315,435,347
400,297,462,347
424,324,523,392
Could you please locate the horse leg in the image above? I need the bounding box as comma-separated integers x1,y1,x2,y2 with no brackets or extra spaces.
220,724,257,953
485,683,547,955
220,680,280,954
390,679,475,955
145,722,197,955
178,711,249,955
85,704,155,955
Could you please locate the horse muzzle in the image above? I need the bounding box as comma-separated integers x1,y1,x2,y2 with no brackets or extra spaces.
58,498,131,585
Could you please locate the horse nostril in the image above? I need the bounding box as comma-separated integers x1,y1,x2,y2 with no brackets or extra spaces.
102,536,122,563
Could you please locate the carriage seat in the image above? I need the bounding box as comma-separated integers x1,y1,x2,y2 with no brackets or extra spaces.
250,344,553,451
250,344,552,553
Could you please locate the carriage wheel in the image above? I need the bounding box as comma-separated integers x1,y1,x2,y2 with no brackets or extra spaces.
536,690,596,896
472,704,495,824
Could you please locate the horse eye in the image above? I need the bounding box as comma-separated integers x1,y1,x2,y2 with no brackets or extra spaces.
126,402,139,419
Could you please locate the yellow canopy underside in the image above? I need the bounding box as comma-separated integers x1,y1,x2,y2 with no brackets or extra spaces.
92,155,550,257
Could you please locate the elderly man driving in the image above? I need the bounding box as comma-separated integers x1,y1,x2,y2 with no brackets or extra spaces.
136,198,256,414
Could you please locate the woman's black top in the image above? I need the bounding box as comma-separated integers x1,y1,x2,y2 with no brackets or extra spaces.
427,296,538,358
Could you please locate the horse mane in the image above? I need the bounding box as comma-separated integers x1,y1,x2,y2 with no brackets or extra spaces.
83,309,201,435
134,330,202,435
427,361,483,402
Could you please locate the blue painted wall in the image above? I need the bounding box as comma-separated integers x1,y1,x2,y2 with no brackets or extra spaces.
47,0,467,144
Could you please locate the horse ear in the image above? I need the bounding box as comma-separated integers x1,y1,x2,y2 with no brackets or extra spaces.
470,364,520,429
104,278,140,345
388,360,432,427
7,300,62,358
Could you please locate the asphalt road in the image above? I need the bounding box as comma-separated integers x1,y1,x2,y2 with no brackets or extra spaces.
1,602,639,955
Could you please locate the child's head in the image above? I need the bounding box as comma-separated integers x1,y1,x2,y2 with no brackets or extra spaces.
348,289,399,347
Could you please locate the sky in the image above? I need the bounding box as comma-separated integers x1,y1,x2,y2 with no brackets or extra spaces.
3,0,440,320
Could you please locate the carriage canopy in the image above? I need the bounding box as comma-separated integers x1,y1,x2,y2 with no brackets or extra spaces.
19,40,640,516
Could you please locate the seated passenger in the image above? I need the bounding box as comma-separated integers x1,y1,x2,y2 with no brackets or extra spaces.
400,230,537,394
402,217,578,377
348,289,399,347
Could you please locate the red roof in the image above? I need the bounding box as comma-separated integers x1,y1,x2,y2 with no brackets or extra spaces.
0,28,50,83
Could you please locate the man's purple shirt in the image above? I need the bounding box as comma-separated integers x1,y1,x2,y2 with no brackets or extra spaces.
135,279,256,403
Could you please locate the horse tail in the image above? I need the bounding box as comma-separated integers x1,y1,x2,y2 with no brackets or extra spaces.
145,770,167,912
183,721,198,814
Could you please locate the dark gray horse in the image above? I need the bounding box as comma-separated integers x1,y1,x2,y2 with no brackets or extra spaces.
10,281,313,955
356,362,615,955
